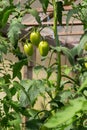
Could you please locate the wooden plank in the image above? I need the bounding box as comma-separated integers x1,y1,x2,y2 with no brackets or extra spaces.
58,31,84,36
37,6,72,13
23,20,82,26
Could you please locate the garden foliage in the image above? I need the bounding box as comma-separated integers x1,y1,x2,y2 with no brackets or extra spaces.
0,0,87,130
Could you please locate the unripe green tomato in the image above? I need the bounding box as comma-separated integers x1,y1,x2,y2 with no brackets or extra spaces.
38,41,49,57
30,31,41,46
85,62,87,68
24,43,33,56
84,42,87,51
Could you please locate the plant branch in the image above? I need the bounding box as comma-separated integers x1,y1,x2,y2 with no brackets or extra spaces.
61,74,80,86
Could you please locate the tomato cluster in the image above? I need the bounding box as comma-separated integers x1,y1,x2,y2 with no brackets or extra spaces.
24,31,49,57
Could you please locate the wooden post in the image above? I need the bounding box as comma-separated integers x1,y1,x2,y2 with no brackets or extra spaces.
23,47,36,79
22,47,36,130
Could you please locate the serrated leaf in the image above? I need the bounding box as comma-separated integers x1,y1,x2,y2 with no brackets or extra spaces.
28,9,41,24
78,77,87,93
3,103,9,114
0,36,9,54
66,8,79,28
0,77,5,85
19,80,33,107
13,81,21,90
20,79,45,107
60,90,72,103
61,47,74,65
33,65,44,75
3,74,11,84
29,80,45,106
8,18,24,46
51,46,74,65
39,0,49,13
1,85,11,98
26,119,42,130
28,109,39,117
70,45,78,57
78,33,87,55
12,59,27,79
8,112,21,130
44,97,85,128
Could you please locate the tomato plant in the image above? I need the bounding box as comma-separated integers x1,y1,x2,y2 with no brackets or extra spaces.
0,0,87,130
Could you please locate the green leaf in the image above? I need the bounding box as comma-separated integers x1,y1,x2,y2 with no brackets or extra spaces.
8,18,24,46
20,79,45,107
56,1,63,25
77,77,87,93
0,77,5,86
39,0,49,13
10,87,17,97
60,90,72,103
66,8,79,28
26,119,42,130
0,36,9,54
1,85,11,99
0,77,11,98
12,59,27,79
51,46,74,65
3,74,11,84
44,97,85,128
78,33,87,55
3,103,9,114
82,101,87,111
33,65,45,75
0,43,7,54
29,80,45,106
8,112,21,130
0,6,15,28
28,9,41,24
0,0,9,12
28,109,39,118
61,47,74,65
13,81,21,90
70,45,79,58
19,79,34,107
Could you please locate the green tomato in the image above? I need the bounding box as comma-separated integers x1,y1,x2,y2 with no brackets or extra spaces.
85,62,87,68
38,41,49,57
24,43,33,56
84,42,87,51
30,31,41,46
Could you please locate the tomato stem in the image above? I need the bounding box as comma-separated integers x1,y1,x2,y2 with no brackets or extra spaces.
53,0,61,91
